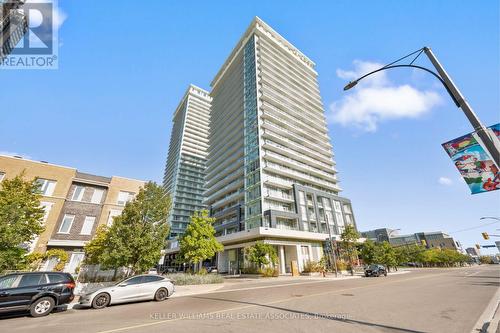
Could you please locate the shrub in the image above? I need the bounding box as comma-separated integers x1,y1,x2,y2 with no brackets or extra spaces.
241,266,259,274
163,273,224,285
303,260,325,273
45,249,69,271
259,267,279,277
336,260,348,271
197,267,208,275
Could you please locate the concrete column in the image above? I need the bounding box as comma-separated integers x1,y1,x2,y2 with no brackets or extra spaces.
279,245,286,274
296,245,303,272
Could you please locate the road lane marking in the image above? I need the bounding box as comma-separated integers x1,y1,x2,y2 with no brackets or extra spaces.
97,270,454,333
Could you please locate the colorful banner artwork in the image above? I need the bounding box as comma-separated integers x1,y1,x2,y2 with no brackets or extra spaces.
442,123,500,194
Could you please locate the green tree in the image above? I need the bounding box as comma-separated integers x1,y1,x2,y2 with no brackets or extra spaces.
340,225,360,275
97,182,171,274
0,174,45,273
374,241,397,272
245,241,278,270
83,224,109,265
178,210,223,272
359,239,377,265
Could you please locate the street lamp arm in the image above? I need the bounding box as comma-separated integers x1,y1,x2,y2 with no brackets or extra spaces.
343,64,460,107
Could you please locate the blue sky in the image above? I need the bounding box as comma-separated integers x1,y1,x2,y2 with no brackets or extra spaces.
1,0,499,253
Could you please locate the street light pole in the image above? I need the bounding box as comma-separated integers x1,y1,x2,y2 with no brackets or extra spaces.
343,47,500,168
422,47,500,168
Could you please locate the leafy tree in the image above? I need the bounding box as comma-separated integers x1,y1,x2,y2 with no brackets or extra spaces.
178,210,223,272
0,174,45,273
245,241,278,270
374,241,397,272
23,252,45,271
95,182,171,274
83,225,109,265
340,225,360,275
359,239,377,265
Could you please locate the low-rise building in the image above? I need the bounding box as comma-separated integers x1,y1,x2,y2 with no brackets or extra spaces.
0,155,145,273
361,227,462,251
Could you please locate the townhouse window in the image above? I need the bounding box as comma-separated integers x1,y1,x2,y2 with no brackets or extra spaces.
58,214,75,234
0,172,5,182
72,185,85,201
117,191,134,206
107,209,122,226
40,202,54,225
80,216,96,235
91,188,104,204
35,178,57,196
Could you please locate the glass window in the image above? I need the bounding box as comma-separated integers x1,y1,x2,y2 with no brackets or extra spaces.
143,276,163,283
72,185,85,201
58,214,74,233
0,275,18,289
117,191,134,206
121,276,144,285
80,216,95,235
47,273,66,283
40,202,53,224
107,209,122,226
18,274,46,287
91,189,104,204
36,179,57,196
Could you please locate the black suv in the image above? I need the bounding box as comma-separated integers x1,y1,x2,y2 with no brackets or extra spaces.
0,272,75,317
364,264,388,277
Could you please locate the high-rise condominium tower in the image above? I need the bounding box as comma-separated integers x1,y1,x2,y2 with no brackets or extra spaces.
205,17,357,274
163,85,211,239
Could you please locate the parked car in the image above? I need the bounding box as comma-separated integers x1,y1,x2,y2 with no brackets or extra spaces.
147,268,158,275
0,272,75,317
364,264,388,277
79,274,175,309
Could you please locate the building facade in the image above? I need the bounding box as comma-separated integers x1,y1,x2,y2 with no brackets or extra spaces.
0,0,27,61
201,17,357,274
361,228,398,243
362,227,462,251
0,155,144,273
163,85,211,240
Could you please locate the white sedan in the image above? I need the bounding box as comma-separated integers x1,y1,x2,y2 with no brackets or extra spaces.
79,274,175,309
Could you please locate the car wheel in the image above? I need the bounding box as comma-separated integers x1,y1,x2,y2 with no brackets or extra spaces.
384,272,388,276
92,293,110,309
30,297,55,317
154,288,169,301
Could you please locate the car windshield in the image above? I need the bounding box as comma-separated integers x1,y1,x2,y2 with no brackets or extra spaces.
368,265,379,270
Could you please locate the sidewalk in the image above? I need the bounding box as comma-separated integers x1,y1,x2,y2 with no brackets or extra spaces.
67,270,411,309
470,283,500,333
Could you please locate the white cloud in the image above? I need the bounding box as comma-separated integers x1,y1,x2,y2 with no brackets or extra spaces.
438,177,453,186
329,60,442,132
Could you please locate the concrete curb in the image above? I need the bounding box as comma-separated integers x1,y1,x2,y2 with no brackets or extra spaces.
470,284,500,333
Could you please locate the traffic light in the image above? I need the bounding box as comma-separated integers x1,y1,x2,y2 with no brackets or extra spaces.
421,240,427,247
482,232,490,240
476,244,481,250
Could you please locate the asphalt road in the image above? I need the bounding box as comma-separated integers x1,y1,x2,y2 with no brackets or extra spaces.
1,265,498,333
